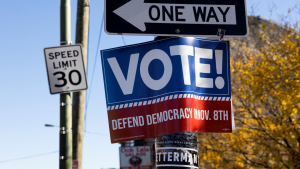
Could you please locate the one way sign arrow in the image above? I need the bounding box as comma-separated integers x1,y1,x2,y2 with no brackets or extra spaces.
113,0,236,32
105,0,248,37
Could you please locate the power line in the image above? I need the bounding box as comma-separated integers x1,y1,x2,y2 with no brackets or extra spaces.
45,124,107,136
3,7,106,168
84,11,104,133
1,131,107,164
0,151,58,164
0,131,107,164
121,35,126,45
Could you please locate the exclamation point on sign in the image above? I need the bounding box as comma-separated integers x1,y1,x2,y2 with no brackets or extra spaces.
215,50,225,89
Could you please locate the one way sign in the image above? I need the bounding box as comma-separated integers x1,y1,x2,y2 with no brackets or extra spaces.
105,0,248,37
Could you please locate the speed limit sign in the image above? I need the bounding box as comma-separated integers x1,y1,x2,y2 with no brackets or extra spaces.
44,44,88,94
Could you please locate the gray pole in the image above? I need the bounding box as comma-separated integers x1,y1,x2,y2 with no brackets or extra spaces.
60,0,72,169
72,0,89,169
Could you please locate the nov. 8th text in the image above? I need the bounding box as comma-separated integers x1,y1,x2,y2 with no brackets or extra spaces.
111,108,229,130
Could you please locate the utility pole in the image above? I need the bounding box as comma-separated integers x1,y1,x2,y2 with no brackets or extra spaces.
72,0,89,169
60,0,72,169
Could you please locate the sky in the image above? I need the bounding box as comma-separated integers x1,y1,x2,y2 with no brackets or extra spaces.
0,0,299,169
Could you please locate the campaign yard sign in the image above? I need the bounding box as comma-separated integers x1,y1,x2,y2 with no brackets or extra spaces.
101,37,232,143
120,146,152,169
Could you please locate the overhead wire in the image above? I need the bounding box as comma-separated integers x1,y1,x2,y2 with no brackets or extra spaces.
121,35,127,45
84,11,105,133
84,8,127,136
0,151,58,164
0,129,108,164
1,6,108,167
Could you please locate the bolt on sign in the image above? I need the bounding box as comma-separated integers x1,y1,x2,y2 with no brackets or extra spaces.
44,44,88,94
105,0,248,37
101,37,232,143
120,146,152,169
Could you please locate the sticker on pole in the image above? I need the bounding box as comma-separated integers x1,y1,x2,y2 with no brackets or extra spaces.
101,37,232,143
44,44,88,94
156,147,198,168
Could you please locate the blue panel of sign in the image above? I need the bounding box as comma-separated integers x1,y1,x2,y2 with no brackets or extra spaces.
101,37,230,106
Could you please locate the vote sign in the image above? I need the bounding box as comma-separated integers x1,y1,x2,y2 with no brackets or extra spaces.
101,37,232,143
105,0,248,37
44,45,88,94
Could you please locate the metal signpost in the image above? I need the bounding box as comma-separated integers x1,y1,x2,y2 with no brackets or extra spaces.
44,44,88,94
105,0,248,37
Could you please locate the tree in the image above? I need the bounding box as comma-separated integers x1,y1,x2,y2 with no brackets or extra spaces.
198,16,300,169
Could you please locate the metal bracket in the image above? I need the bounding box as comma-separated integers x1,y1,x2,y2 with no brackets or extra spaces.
60,127,72,134
61,103,72,106
60,41,72,45
60,127,72,130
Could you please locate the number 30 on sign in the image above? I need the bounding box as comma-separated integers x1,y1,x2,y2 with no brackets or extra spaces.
44,44,88,94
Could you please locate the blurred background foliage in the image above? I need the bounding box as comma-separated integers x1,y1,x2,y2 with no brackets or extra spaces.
198,8,300,169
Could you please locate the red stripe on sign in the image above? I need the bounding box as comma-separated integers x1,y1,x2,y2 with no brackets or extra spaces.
107,98,232,143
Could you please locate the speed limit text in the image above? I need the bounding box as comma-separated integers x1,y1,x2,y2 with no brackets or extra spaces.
48,50,79,69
